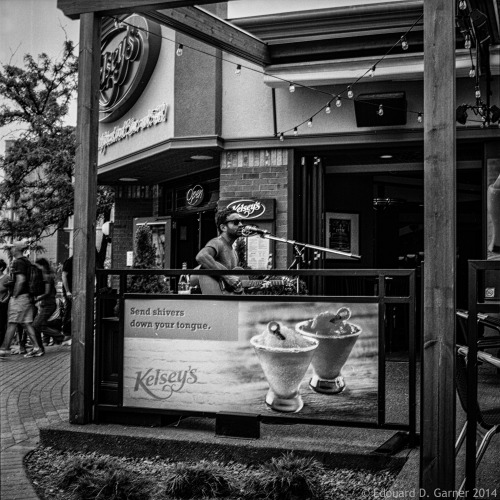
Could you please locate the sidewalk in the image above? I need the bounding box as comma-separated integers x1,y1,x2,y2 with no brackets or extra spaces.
0,347,70,500
1,346,499,499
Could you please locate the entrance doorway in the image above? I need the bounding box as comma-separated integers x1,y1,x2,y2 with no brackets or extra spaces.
172,210,217,269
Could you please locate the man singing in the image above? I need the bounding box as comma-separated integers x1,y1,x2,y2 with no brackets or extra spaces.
195,208,244,294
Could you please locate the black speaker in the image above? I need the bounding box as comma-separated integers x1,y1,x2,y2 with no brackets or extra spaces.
354,92,407,127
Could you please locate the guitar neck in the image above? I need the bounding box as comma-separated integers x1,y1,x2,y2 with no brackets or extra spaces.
241,280,283,289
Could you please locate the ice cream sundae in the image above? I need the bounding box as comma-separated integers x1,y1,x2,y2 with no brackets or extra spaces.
296,307,361,394
251,321,318,412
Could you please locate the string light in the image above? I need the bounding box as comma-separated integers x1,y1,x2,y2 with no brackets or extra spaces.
293,127,298,136
464,34,471,50
116,13,429,137
417,113,423,123
325,102,332,114
475,86,481,99
279,132,284,142
469,65,476,78
114,19,121,29
459,0,467,10
377,104,384,116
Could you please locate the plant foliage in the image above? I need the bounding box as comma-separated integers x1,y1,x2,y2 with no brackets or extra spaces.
128,223,170,293
0,40,114,246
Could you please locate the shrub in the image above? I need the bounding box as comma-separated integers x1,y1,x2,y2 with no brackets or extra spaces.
57,455,153,500
128,223,170,294
243,453,325,500
156,460,232,499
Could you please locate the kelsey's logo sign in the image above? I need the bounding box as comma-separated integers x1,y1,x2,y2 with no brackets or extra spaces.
100,15,161,123
226,199,275,220
186,185,205,207
134,367,198,400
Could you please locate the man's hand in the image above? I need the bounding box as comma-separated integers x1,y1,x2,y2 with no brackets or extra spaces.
223,275,241,293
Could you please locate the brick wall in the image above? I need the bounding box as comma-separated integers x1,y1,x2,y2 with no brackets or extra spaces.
220,149,290,269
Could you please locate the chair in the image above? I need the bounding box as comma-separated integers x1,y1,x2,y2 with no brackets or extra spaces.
456,309,500,350
455,346,500,493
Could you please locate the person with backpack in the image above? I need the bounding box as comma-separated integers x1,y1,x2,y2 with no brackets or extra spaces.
32,258,58,349
0,241,44,358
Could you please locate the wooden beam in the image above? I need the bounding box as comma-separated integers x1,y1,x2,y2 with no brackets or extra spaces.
69,12,101,425
57,0,231,20
420,0,456,495
143,7,270,66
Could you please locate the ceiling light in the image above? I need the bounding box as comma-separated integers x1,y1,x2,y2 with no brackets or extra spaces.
190,155,213,160
380,155,393,159
119,177,138,182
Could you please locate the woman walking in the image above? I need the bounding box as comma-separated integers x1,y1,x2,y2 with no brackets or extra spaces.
28,258,57,357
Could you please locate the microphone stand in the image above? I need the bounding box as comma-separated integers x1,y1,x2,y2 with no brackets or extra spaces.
241,228,361,294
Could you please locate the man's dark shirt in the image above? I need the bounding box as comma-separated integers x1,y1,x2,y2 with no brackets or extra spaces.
12,256,30,296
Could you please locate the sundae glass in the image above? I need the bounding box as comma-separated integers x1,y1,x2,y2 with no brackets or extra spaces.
296,307,361,394
251,321,318,412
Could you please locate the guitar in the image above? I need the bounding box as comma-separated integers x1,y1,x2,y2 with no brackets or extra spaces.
194,267,284,295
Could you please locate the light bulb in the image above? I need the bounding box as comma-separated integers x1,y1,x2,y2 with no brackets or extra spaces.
377,104,384,116
114,18,120,29
368,66,376,77
464,34,471,50
289,83,295,93
307,117,313,128
469,66,476,78
336,96,342,107
475,86,481,99
293,127,298,136
235,65,241,75
325,103,331,114
279,133,284,142
417,113,423,123
347,86,354,99
176,44,184,56
401,36,409,51
459,0,467,10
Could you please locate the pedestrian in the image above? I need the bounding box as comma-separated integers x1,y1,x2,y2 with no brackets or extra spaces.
0,241,44,358
33,258,58,347
0,259,10,346
61,254,72,345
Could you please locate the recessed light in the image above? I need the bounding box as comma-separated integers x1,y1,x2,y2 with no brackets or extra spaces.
380,155,393,159
190,155,213,160
119,177,138,182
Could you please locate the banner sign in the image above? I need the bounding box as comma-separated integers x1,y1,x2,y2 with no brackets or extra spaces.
123,297,379,422
223,199,276,220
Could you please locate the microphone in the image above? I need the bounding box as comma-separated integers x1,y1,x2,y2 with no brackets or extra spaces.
242,225,270,235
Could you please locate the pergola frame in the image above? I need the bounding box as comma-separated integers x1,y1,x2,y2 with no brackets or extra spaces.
58,0,457,495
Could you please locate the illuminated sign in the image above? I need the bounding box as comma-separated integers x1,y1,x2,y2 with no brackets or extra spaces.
225,199,276,220
100,15,161,123
186,185,206,207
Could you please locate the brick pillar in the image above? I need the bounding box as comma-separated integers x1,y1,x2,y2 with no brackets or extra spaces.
220,149,290,269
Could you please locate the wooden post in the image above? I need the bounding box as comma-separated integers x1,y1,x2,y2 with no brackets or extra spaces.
421,0,456,495
70,12,101,424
